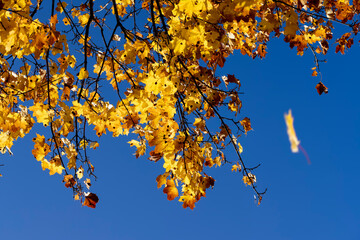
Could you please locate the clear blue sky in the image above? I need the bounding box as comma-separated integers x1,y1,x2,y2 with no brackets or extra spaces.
1,15,360,240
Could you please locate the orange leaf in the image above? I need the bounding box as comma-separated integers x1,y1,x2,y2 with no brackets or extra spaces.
63,174,75,188
240,117,252,134
156,173,169,188
180,195,196,210
163,179,178,201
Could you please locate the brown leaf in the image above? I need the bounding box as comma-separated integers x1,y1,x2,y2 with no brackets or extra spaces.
315,82,328,95
83,193,99,208
148,150,163,162
63,174,75,188
227,74,241,87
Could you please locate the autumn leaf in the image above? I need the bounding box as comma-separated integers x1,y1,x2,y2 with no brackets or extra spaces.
83,192,99,208
231,162,242,172
243,173,256,186
315,82,329,95
78,68,89,80
76,166,84,179
240,117,252,134
163,179,178,201
284,109,300,153
63,175,76,188
179,195,196,210
156,173,169,188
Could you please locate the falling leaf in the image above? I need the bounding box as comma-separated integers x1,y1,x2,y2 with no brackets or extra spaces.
284,109,300,153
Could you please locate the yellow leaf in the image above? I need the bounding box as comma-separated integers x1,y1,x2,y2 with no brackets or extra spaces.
78,68,89,80
41,156,65,175
284,109,300,153
79,139,88,149
78,13,90,27
76,166,84,179
243,173,256,185
231,162,241,172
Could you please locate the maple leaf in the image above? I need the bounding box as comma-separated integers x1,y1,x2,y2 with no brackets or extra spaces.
231,162,242,172
179,195,196,210
41,157,65,175
163,179,179,201
243,173,256,186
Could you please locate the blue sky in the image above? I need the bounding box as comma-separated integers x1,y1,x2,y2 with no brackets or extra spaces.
1,11,360,240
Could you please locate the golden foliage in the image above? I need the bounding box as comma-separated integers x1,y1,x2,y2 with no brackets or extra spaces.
0,0,356,208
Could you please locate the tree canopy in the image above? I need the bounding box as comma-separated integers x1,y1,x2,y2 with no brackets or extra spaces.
0,0,358,209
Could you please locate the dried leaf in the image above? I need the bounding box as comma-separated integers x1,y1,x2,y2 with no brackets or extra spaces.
83,193,99,208
63,174,76,188
315,82,328,95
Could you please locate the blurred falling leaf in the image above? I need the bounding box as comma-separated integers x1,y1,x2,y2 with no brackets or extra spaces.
284,110,311,164
284,109,300,153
